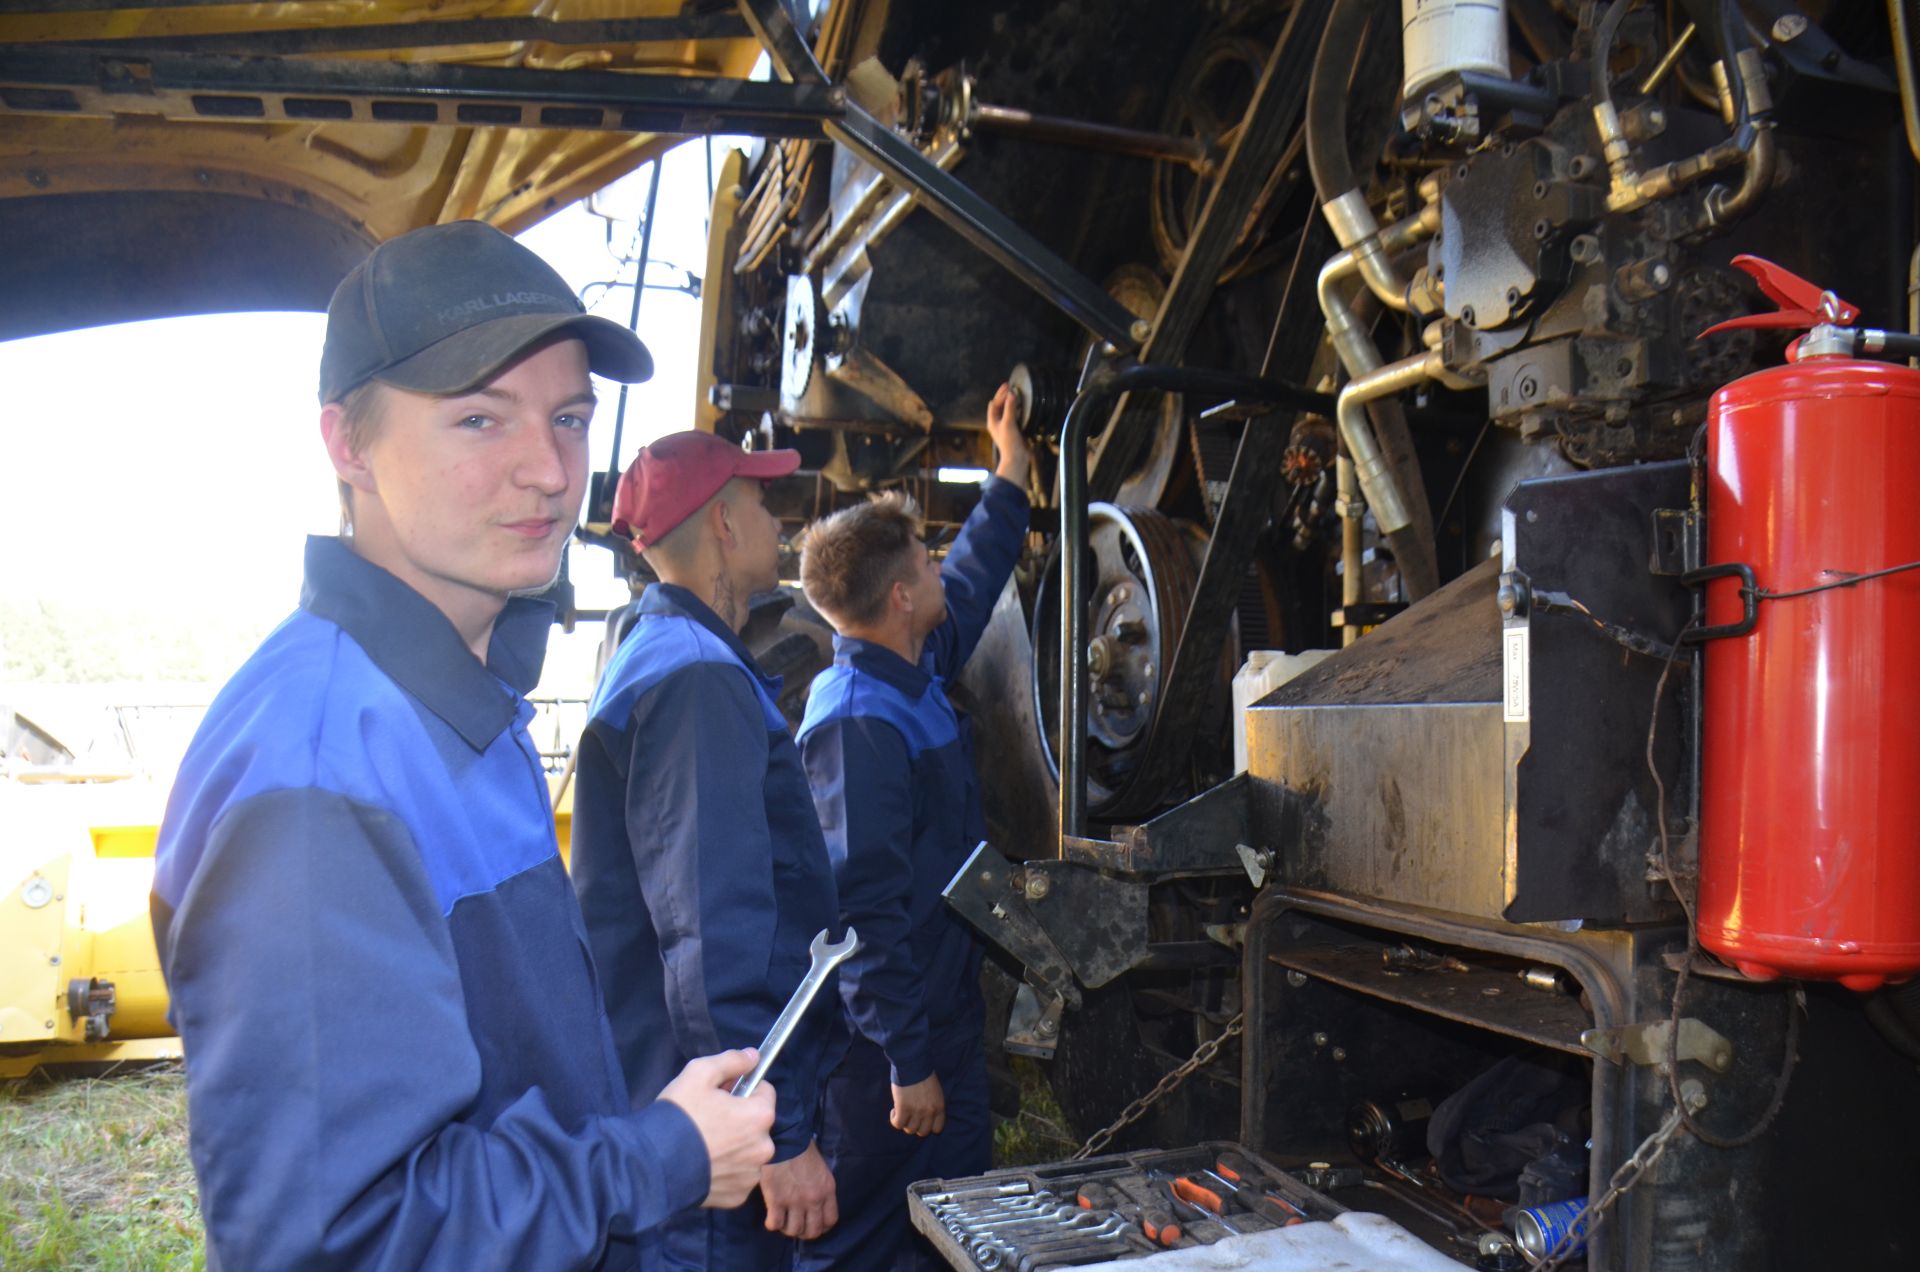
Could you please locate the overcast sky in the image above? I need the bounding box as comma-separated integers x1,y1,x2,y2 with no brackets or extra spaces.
0,138,735,697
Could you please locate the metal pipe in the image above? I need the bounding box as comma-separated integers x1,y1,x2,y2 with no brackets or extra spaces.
1058,362,1334,841
1638,22,1698,95
1891,0,1920,165
1703,122,1775,226
1908,242,1919,367
1334,350,1446,538
1338,454,1364,648
967,101,1210,169
606,158,663,488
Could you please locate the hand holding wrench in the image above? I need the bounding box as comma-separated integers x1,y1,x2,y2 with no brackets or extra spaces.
732,927,859,1097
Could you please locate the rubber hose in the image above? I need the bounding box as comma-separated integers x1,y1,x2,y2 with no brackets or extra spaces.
1867,994,1920,1063
1715,0,1751,130
1592,0,1635,105
1306,0,1372,204
1511,0,1572,63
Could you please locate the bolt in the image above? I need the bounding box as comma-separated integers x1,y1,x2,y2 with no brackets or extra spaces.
1286,970,1308,988
26,169,48,189
1331,1046,1348,1062
1038,1017,1057,1036
827,85,847,107
1108,584,1131,606
45,1020,55,1030
1652,262,1672,288
1680,1077,1709,1111
48,955,60,966
1312,1032,1329,1048
1771,13,1808,42
1136,691,1148,706
1087,635,1113,678
1025,872,1052,901
1570,234,1601,264
1129,317,1153,345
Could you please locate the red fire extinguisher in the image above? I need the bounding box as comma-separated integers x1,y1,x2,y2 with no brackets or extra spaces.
1696,256,1920,992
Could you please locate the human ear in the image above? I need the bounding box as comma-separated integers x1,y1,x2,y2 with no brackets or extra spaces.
319,403,377,496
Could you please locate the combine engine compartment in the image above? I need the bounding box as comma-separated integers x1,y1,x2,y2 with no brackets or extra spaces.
4,0,1920,1265
691,2,1920,1268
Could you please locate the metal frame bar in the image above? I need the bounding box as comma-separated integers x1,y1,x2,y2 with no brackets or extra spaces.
0,37,1141,350
1058,362,1334,841
1087,0,1331,501
0,44,840,135
735,0,824,83
38,14,753,57
825,100,1142,352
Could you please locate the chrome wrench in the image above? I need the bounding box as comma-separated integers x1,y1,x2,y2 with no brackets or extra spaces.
732,927,860,1097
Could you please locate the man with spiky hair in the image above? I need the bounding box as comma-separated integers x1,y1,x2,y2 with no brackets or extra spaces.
793,385,1031,1270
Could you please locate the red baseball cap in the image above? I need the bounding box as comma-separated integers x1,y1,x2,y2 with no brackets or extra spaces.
613,431,802,548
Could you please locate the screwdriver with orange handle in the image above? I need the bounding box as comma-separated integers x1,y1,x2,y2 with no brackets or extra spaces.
1211,1153,1310,1226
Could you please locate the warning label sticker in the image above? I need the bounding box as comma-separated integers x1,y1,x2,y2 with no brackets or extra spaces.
1503,626,1530,723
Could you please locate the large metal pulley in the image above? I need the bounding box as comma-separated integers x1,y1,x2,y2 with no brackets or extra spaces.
1031,503,1203,818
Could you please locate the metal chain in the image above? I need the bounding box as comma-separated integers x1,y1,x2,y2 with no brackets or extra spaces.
1534,1105,1688,1271
1071,1013,1245,1161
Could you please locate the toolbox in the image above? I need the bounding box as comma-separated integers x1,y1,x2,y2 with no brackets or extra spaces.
908,1141,1377,1271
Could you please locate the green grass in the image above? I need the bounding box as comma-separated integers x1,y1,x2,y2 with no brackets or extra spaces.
0,1064,203,1271
992,1056,1080,1167
0,1053,1064,1265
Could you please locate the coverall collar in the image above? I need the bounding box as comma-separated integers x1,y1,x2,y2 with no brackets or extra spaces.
299,535,553,752
832,633,933,697
639,582,785,695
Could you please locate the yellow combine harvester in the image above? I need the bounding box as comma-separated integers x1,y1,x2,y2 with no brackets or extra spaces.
0,1,763,1076
2,776,581,1076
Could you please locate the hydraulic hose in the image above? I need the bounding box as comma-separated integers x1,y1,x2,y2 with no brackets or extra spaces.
1592,0,1634,106
1305,0,1370,205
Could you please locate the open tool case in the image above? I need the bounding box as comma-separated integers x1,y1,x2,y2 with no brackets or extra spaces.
907,1141,1348,1271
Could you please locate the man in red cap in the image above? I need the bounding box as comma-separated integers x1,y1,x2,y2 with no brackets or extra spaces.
572,431,844,1268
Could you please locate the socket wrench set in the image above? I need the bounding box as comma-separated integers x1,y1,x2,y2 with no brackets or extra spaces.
906,1141,1346,1271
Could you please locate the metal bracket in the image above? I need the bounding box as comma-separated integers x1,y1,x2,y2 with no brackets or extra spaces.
1004,981,1067,1058
1580,1018,1734,1072
1234,843,1273,888
1679,562,1759,642
945,842,1083,1002
1650,507,1704,577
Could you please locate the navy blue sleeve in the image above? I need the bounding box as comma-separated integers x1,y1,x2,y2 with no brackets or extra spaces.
923,475,1030,681
800,715,930,1086
153,787,709,1272
625,660,819,1160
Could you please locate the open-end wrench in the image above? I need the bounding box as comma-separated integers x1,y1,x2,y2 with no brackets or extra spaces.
732,927,859,1097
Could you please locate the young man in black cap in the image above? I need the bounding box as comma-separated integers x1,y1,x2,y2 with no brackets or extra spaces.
152,221,777,1272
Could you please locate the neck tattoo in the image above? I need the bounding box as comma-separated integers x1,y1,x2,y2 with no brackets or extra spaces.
712,572,740,631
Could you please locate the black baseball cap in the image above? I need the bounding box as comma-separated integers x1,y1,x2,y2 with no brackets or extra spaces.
318,220,653,404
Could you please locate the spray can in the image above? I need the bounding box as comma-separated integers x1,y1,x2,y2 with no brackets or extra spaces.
1512,1197,1587,1261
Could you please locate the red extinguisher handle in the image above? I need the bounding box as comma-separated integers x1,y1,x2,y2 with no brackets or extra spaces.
1697,254,1860,339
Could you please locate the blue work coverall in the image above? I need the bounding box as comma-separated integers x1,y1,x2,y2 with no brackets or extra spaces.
795,476,1029,1271
152,537,707,1272
572,582,842,1270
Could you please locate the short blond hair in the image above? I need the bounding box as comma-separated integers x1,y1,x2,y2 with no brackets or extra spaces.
334,380,387,532
797,493,925,628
